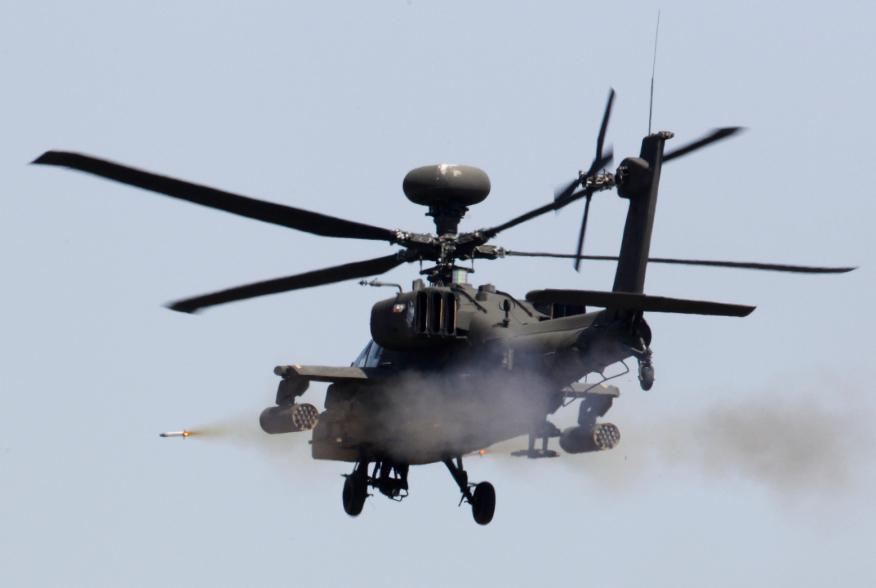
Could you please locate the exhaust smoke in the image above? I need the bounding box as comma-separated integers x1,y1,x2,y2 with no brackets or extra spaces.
563,380,874,499
645,391,868,492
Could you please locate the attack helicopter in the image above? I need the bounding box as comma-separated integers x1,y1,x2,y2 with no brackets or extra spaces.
34,90,854,525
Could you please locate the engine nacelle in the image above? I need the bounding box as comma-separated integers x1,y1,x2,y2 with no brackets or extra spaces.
370,289,460,351
259,403,320,434
559,423,621,454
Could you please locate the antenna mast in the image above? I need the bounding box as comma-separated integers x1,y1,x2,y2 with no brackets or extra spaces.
648,10,661,134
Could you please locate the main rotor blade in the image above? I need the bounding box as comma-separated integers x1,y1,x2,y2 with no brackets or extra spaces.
482,189,592,238
662,127,744,162
553,177,580,203
489,169,604,237
33,151,399,242
167,253,406,313
504,250,857,274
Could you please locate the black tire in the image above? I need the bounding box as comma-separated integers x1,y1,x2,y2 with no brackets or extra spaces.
471,482,496,525
639,365,655,391
342,475,367,517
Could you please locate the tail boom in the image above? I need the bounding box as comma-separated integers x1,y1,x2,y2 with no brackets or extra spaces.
612,131,672,293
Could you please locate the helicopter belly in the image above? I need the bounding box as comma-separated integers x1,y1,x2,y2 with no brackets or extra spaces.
312,372,559,465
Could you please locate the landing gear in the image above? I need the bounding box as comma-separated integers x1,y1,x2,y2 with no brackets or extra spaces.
636,344,655,391
444,457,496,525
341,457,495,524
638,357,655,391
341,459,409,518
373,462,409,500
342,462,368,517
471,481,496,525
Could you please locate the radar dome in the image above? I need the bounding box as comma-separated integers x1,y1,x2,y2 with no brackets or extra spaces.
403,164,490,207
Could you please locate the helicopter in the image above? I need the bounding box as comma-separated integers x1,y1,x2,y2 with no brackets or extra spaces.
33,89,854,525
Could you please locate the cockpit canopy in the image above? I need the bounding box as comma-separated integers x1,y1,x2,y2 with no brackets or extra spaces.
352,340,385,368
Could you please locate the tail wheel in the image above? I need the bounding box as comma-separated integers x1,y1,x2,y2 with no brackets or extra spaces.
470,481,496,525
342,474,367,517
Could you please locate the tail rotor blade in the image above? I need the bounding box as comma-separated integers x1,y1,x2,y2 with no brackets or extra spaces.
554,89,616,204
554,177,580,203
596,147,613,173
573,194,593,272
588,89,615,176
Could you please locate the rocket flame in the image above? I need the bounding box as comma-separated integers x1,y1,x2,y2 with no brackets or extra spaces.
159,430,194,439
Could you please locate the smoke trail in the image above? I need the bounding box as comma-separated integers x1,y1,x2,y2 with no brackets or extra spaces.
639,389,869,493
186,415,261,442
527,380,873,499
178,364,872,499
185,412,313,463
461,375,872,500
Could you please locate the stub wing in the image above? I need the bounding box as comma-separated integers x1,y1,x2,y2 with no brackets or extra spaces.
274,364,382,384
564,382,620,398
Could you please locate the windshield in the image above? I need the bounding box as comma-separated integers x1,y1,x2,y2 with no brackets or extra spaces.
351,340,385,368
352,341,372,367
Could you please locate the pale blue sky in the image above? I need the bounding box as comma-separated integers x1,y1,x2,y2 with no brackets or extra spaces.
2,1,874,586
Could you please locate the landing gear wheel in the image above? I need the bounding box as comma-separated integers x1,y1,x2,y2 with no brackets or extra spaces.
638,362,655,391
443,458,495,525
342,474,367,517
637,343,655,391
470,481,496,525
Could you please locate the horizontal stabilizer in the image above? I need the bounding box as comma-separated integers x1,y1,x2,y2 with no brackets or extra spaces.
526,289,755,317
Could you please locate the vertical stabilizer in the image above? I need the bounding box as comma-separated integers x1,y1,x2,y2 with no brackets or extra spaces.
611,131,672,293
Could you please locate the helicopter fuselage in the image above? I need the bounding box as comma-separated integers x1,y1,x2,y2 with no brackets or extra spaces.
36,106,850,524
281,283,649,465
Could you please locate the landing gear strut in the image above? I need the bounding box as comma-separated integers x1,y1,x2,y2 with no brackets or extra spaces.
444,457,496,525
511,420,560,458
342,457,494,524
342,459,409,517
